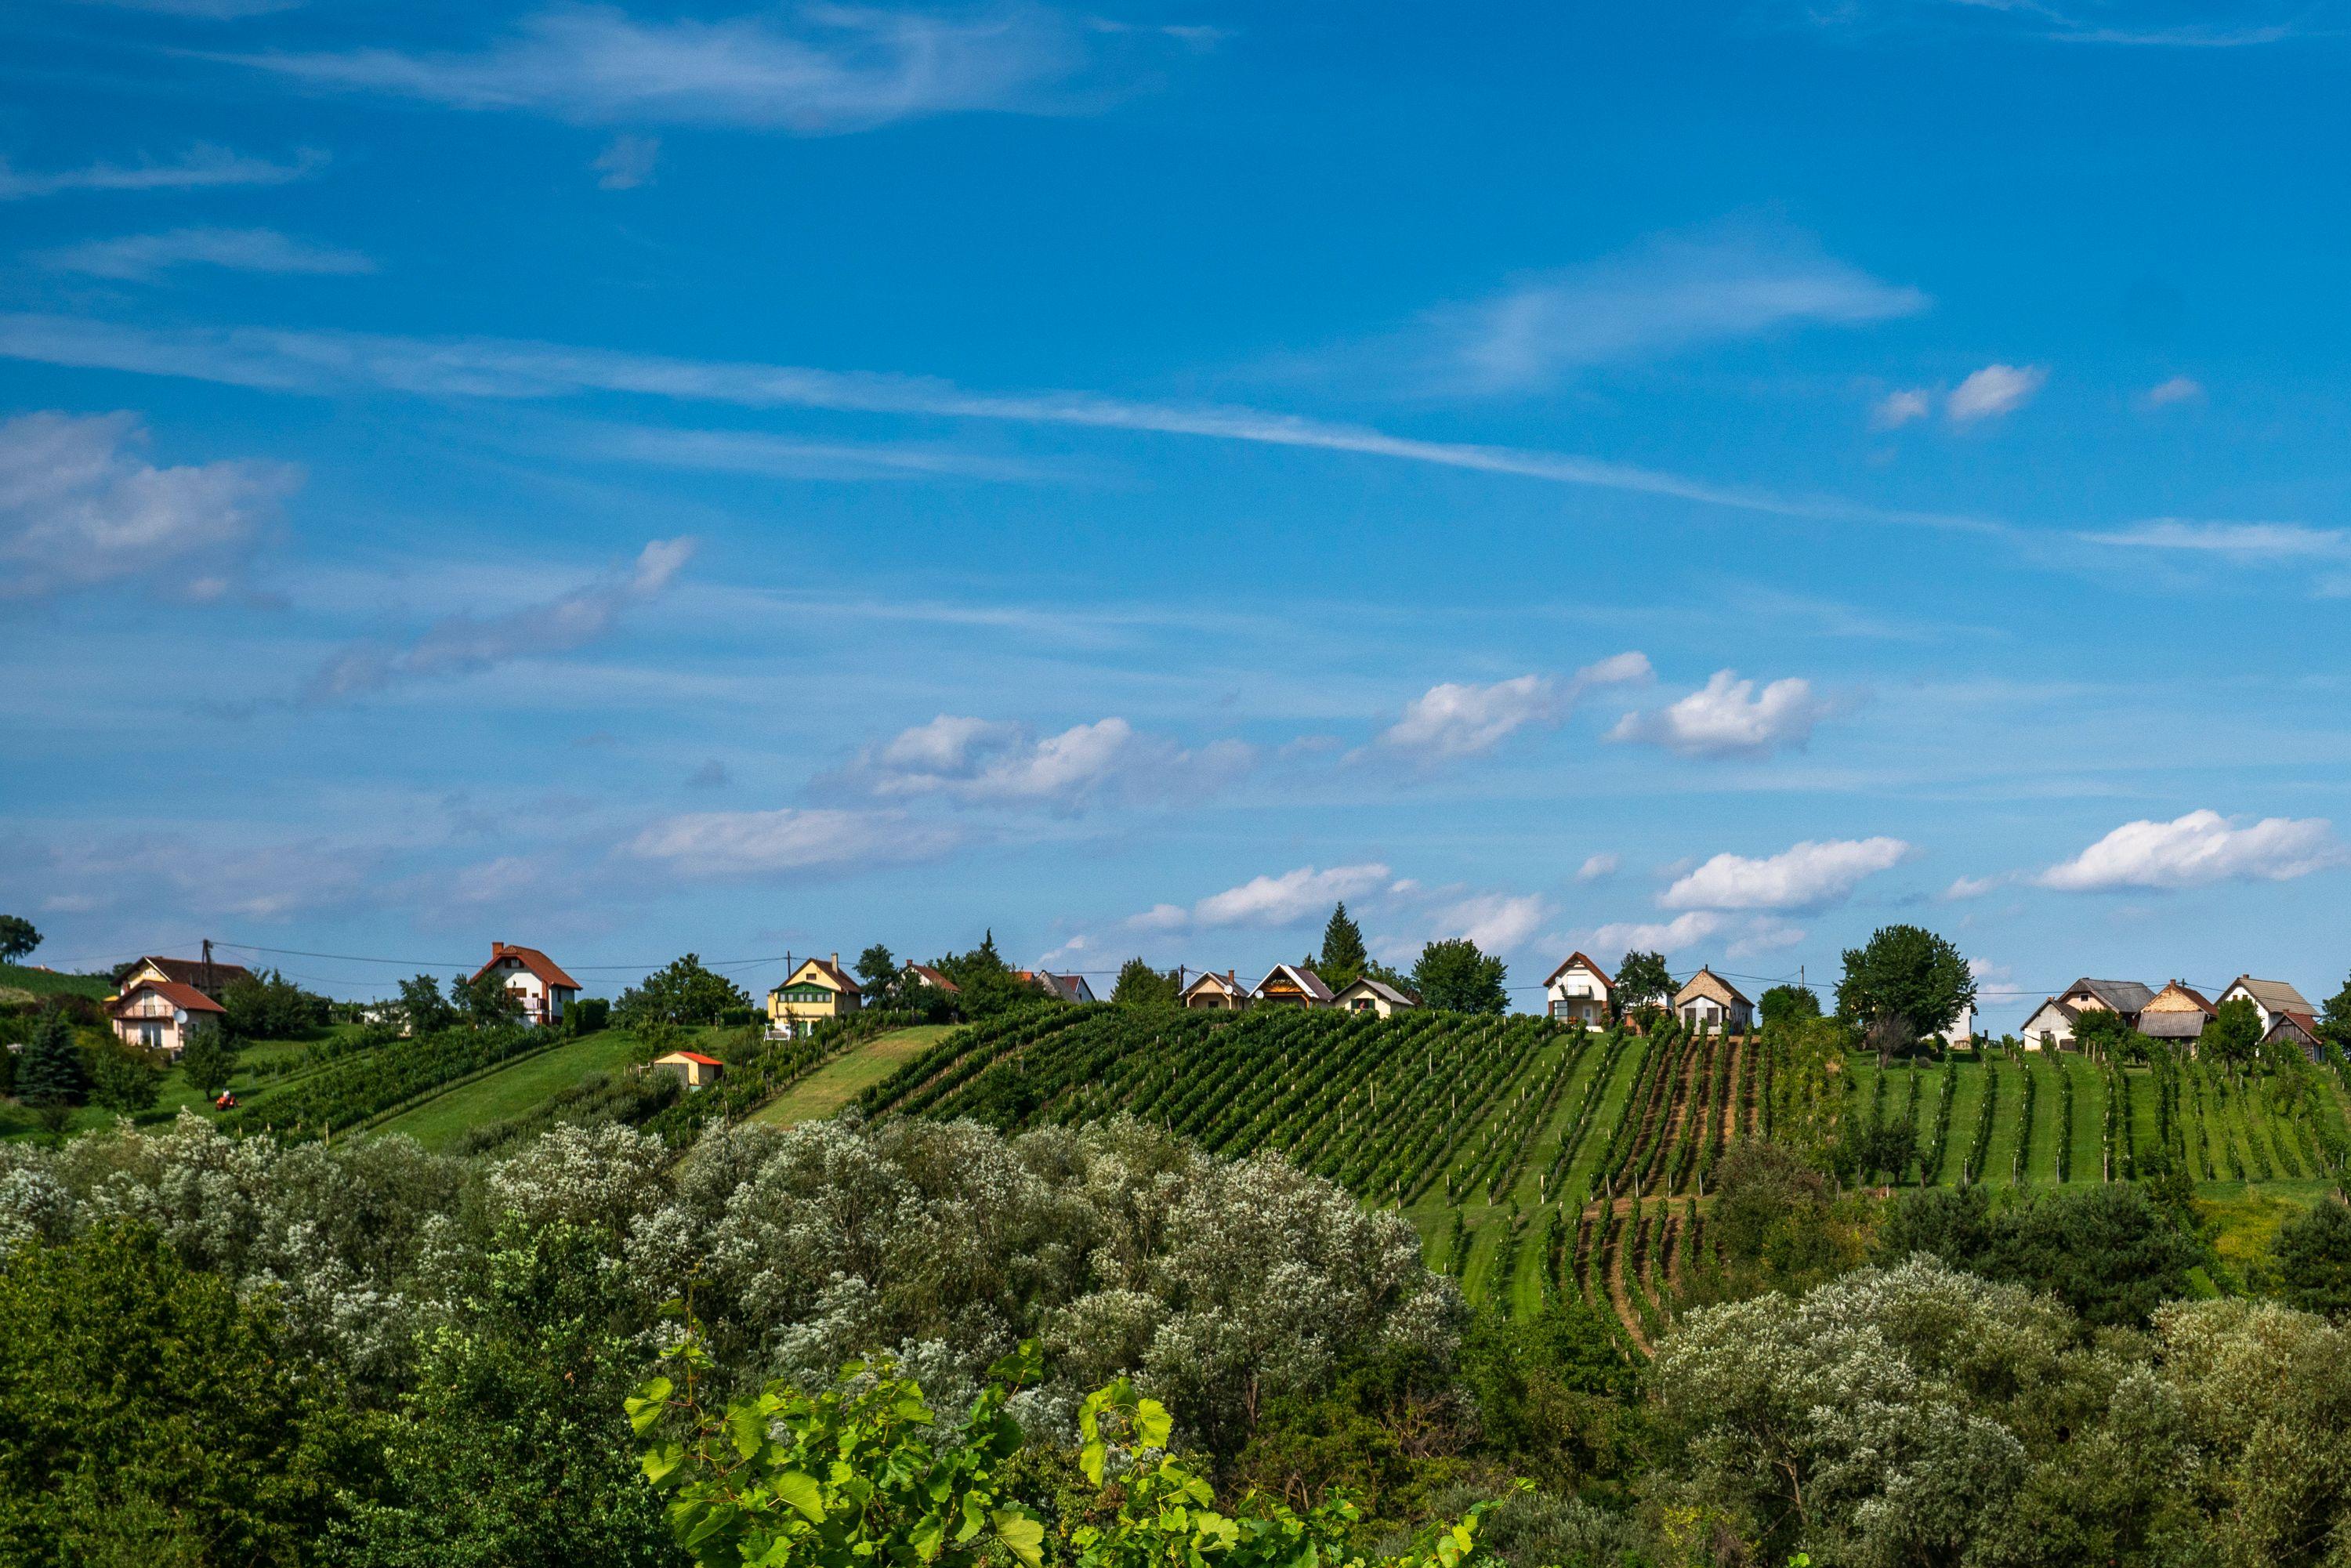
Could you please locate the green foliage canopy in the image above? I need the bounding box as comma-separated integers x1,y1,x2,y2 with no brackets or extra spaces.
1611,951,1672,1009
1411,939,1506,1015
616,955,752,1030
1835,924,1975,1054
1109,958,1180,1009
0,914,38,964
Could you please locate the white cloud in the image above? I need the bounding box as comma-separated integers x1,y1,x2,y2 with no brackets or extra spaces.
1435,892,1550,954
850,714,1249,813
1377,651,1650,760
2038,809,2344,892
2078,518,2350,561
1418,220,1926,394
628,805,950,878
2145,375,2204,407
1947,363,2047,423
0,145,324,201
1871,388,1931,429
1578,910,1725,956
1943,874,2002,900
230,3,1096,132
0,410,298,600
309,536,695,699
1662,835,1912,911
0,313,2012,537
1140,863,1395,932
1576,853,1619,882
1606,668,1834,759
38,227,373,282
591,132,659,189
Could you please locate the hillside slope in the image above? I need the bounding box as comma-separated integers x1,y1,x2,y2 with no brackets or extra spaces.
864,1005,2351,1352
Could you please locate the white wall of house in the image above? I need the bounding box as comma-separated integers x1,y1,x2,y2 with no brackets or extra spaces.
1545,964,1610,1025
487,956,570,1023
2020,1002,2072,1050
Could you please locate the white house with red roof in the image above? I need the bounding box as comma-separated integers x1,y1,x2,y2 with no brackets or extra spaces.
108,976,225,1057
473,941,581,1027
1543,952,1614,1027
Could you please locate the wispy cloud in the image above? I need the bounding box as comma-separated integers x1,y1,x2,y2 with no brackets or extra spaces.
591,423,1057,482
1134,863,1399,932
590,132,659,189
227,3,1099,132
2038,808,2344,892
0,410,298,600
1576,853,1619,882
1373,651,1650,761
308,535,695,700
1607,668,1837,759
1803,1,2305,48
1389,219,1925,395
1871,387,1931,429
0,145,325,201
1661,835,1913,911
0,313,2013,536
2143,375,2204,407
835,713,1252,813
36,227,372,281
2078,518,2350,561
1947,362,2047,423
628,805,954,877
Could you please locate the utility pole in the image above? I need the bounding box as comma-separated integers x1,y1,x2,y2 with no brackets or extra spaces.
203,937,214,995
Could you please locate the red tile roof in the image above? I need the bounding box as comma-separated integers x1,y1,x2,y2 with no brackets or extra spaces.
111,978,225,1015
660,1050,725,1066
131,955,254,993
904,962,961,993
473,943,581,991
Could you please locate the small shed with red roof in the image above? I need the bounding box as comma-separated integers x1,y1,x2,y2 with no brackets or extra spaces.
652,1049,726,1089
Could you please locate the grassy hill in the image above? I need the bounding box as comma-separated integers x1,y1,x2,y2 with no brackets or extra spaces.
859,1005,2351,1352
749,1025,956,1128
0,962,114,1005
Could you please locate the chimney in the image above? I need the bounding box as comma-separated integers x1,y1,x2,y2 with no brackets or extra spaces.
1227,969,1235,986
831,952,840,968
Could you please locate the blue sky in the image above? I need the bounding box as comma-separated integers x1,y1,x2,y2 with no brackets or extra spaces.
5,0,2349,1023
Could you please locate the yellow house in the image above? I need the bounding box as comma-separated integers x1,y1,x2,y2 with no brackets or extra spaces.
767,954,862,1038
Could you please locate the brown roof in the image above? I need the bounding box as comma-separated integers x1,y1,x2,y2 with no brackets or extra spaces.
473,943,581,991
1253,964,1335,1003
2143,981,2215,1016
2266,1013,2320,1047
783,957,860,995
1674,967,1752,1009
1543,951,1615,990
1333,976,1419,1007
2227,976,2314,1015
904,961,960,993
130,954,254,993
112,978,225,1015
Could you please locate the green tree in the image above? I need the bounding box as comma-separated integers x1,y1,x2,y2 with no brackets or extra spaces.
632,1334,1491,1568
1758,983,1820,1030
1411,939,1507,1015
15,1012,88,1117
397,972,457,1034
0,1221,347,1566
2201,997,2263,1070
1877,1181,2199,1331
614,956,748,1030
86,1040,163,1115
2274,1200,2351,1320
0,914,38,964
1109,958,1180,1009
2323,970,2351,1052
934,932,1045,1020
1836,924,1976,1063
458,968,530,1029
336,1223,678,1568
179,1028,238,1103
220,969,328,1040
1614,951,1673,1010
1317,903,1369,990
853,943,897,990
2071,1006,2139,1062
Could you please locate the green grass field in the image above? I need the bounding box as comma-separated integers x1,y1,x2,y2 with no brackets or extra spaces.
748,1025,958,1126
370,1029,659,1150
0,962,114,1003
